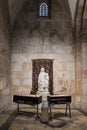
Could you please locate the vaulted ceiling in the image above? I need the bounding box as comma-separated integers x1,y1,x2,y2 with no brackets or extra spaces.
8,0,87,38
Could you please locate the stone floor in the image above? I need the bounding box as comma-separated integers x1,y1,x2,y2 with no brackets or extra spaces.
0,104,87,130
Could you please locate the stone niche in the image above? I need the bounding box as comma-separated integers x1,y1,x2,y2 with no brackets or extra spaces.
31,59,53,95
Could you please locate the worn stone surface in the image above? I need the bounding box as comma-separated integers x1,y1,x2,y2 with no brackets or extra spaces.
0,105,87,130
10,0,87,109
0,0,87,114
0,0,11,113
11,0,75,105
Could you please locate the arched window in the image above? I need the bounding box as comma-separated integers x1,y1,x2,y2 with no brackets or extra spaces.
39,2,48,16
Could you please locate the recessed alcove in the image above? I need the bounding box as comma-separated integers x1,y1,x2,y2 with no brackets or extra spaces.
31,59,54,95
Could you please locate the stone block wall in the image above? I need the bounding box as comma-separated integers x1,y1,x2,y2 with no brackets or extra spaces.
11,0,76,107
0,0,86,112
81,42,87,109
0,0,11,112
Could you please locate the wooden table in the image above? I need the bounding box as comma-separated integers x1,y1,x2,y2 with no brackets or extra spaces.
47,95,71,118
13,95,42,118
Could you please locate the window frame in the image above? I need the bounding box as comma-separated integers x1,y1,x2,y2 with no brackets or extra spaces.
39,2,49,17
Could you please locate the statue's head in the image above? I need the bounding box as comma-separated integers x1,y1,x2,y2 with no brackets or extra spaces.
41,67,45,72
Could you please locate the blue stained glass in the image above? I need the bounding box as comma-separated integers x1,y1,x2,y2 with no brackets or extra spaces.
39,2,48,17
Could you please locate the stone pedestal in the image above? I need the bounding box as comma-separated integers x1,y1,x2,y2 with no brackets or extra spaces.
37,91,50,101
40,106,49,123
36,91,50,110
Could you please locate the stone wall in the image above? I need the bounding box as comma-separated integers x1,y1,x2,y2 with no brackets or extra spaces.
11,0,76,107
8,0,26,25
0,0,86,112
0,0,11,112
81,42,87,109
81,5,87,108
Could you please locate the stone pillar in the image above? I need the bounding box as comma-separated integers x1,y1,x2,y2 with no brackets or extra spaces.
74,37,82,108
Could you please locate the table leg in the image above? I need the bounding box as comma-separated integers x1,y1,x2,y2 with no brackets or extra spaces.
17,103,19,113
36,104,39,118
49,105,52,119
65,103,68,116
65,103,71,118
69,103,71,118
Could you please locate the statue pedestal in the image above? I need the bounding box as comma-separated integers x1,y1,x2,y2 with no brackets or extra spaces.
36,91,50,110
40,106,49,123
37,91,50,101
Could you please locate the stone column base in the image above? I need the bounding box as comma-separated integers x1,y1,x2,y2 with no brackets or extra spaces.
40,107,49,123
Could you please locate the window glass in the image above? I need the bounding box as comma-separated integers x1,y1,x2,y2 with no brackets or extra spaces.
39,2,48,16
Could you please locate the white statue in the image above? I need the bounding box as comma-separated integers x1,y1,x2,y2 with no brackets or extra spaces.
38,67,49,92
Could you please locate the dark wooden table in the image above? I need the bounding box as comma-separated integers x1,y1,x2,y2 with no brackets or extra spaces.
47,95,71,118
13,95,42,118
